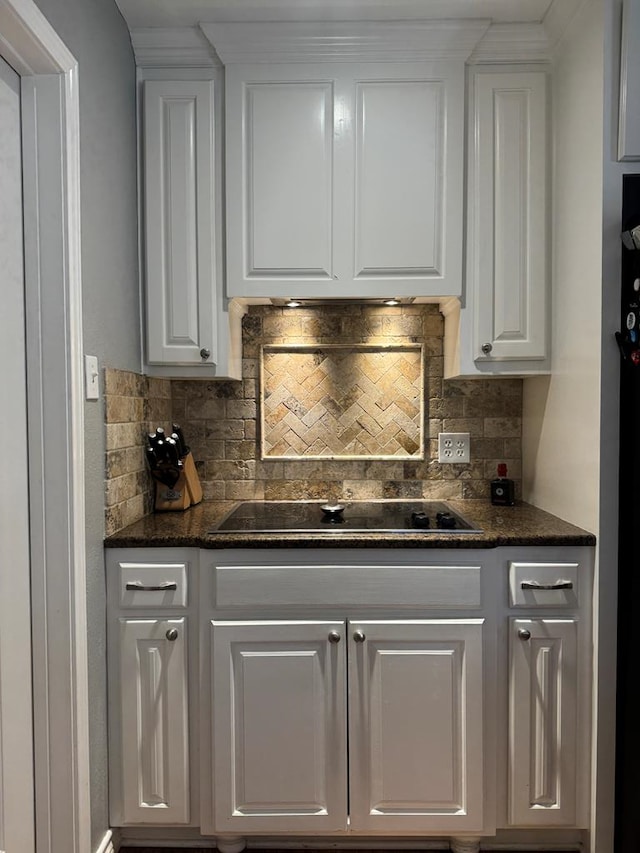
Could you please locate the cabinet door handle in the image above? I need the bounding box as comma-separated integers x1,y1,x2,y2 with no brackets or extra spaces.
166,628,179,641
125,581,178,592
328,631,341,644
518,628,531,641
481,342,493,355
200,347,211,360
521,580,573,591
353,630,366,643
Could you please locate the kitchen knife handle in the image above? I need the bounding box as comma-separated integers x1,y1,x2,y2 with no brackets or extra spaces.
521,579,573,591
125,581,178,592
172,423,190,455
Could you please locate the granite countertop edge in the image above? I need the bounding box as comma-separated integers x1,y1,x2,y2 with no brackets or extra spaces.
104,500,597,550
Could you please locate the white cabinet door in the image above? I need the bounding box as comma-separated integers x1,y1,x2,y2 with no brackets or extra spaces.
119,618,190,824
211,620,348,833
225,62,463,299
349,619,485,833
143,80,217,368
619,0,640,160
451,69,549,378
509,618,578,826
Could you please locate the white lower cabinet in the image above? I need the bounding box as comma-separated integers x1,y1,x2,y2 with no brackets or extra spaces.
211,618,484,835
502,550,592,832
118,617,190,824
106,549,198,828
509,618,578,826
105,544,593,850
211,620,348,833
348,619,484,833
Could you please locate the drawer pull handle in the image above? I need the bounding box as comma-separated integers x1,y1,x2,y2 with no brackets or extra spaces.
521,580,573,591
125,581,178,592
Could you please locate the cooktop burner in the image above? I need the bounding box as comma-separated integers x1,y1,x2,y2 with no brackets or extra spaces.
209,500,482,534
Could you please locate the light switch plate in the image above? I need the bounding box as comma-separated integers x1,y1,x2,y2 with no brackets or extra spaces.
85,355,99,400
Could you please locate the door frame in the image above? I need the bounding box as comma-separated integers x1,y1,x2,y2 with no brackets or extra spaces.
0,1,91,852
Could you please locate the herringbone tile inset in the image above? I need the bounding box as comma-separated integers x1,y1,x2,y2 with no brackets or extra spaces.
261,346,423,459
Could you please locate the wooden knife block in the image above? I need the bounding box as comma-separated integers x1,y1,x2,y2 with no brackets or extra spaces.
153,451,202,512
154,470,191,511
183,452,203,505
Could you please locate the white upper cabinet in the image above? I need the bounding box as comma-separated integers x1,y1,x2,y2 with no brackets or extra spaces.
445,67,550,377
224,61,464,299
200,18,484,302
141,72,244,380
144,79,218,367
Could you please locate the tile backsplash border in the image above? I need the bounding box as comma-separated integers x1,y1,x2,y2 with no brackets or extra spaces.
260,342,425,460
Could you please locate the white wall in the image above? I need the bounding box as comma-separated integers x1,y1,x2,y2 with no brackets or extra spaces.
523,0,606,848
524,1,640,850
523,0,604,534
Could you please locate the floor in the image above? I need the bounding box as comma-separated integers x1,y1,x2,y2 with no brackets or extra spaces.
120,847,559,853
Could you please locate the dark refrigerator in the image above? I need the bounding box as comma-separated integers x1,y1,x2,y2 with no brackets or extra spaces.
615,173,640,851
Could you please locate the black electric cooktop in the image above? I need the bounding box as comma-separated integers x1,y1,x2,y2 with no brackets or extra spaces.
210,500,482,534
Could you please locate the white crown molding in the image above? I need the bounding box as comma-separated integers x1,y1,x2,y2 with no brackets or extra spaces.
200,19,491,63
468,22,551,64
130,27,222,67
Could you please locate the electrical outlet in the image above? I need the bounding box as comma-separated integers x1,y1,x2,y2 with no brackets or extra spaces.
438,432,470,464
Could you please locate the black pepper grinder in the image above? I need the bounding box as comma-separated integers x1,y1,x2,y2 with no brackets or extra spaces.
491,462,515,506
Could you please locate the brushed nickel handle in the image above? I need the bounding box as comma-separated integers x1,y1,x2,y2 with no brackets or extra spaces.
518,628,531,641
353,630,366,643
200,347,211,360
125,581,178,592
521,580,573,591
481,342,493,355
166,628,179,641
328,631,341,644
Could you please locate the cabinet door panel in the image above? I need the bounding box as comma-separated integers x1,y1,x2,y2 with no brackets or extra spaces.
509,618,578,826
119,618,189,824
144,80,217,366
212,620,347,832
354,79,443,281
471,71,547,363
226,69,334,293
349,619,484,832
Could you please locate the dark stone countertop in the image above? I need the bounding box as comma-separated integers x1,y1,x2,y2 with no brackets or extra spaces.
104,500,596,549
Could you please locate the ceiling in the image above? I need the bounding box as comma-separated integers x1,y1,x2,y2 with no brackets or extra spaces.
115,0,557,29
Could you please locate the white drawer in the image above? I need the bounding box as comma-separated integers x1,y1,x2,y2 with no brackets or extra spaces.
118,562,188,608
213,562,482,609
509,561,579,608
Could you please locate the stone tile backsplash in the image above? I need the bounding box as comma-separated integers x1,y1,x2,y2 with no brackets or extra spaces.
104,368,172,536
104,304,523,533
171,304,523,504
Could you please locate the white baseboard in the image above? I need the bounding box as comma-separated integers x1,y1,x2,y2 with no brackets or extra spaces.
95,829,115,853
